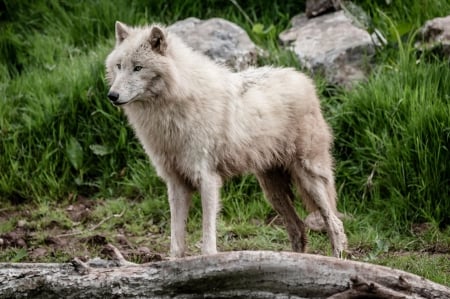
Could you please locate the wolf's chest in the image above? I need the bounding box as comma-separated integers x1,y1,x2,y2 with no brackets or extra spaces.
128,107,213,181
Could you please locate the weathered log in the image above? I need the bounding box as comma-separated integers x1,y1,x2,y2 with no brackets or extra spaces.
0,251,449,299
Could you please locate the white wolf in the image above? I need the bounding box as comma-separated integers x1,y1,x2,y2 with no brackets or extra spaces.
105,21,347,258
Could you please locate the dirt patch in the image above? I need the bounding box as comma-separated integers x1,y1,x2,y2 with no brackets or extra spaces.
0,197,168,263
0,229,28,248
66,195,98,223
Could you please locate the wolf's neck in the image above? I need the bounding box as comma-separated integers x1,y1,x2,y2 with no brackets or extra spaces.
165,35,234,98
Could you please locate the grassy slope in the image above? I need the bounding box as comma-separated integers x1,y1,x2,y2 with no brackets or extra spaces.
0,0,449,285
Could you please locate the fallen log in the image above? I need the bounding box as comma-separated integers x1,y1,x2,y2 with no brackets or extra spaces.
0,250,449,298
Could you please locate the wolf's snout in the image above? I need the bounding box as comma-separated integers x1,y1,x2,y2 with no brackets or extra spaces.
108,91,120,103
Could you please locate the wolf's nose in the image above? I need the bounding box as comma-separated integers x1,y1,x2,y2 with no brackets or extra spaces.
108,91,119,102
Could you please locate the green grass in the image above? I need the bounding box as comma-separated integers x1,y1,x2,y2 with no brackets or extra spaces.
332,53,450,227
376,253,450,286
0,0,449,286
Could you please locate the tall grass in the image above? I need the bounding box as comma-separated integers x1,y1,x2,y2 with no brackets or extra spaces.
0,0,298,76
359,0,450,38
329,5,450,229
331,48,450,228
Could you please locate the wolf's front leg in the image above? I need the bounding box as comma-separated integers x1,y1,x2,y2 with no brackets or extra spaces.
167,180,193,258
200,173,222,255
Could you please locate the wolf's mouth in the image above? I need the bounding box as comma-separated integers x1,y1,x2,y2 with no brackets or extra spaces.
111,101,126,106
110,95,140,106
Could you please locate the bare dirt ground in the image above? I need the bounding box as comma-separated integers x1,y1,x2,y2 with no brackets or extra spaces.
0,197,165,263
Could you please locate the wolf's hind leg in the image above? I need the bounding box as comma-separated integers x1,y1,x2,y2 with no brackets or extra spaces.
292,160,347,258
256,168,307,253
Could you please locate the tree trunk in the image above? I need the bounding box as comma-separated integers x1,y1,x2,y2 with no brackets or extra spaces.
0,251,449,298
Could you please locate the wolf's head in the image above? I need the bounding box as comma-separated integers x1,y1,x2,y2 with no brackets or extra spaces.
105,22,170,106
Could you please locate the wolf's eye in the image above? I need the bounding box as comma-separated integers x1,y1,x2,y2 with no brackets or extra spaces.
133,66,143,72
116,64,121,70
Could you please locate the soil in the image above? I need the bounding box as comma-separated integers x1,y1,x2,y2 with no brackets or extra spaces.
0,196,449,264
0,197,165,263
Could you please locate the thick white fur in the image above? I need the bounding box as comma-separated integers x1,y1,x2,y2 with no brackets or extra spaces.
105,21,347,258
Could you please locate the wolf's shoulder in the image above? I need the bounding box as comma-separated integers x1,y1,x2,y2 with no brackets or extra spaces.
236,66,313,91
238,66,308,80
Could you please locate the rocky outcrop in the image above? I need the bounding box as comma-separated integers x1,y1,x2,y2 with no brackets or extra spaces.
168,17,258,71
279,11,378,88
416,15,450,57
305,0,341,18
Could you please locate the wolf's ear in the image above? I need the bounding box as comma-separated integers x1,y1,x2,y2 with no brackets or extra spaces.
115,21,130,45
149,26,167,55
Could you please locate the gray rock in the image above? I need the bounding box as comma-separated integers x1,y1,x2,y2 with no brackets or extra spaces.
279,11,377,88
305,0,341,18
416,15,450,57
168,18,258,71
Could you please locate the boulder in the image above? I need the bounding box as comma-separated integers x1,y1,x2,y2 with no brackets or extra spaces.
168,18,258,71
279,11,378,88
305,0,341,18
416,15,450,58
